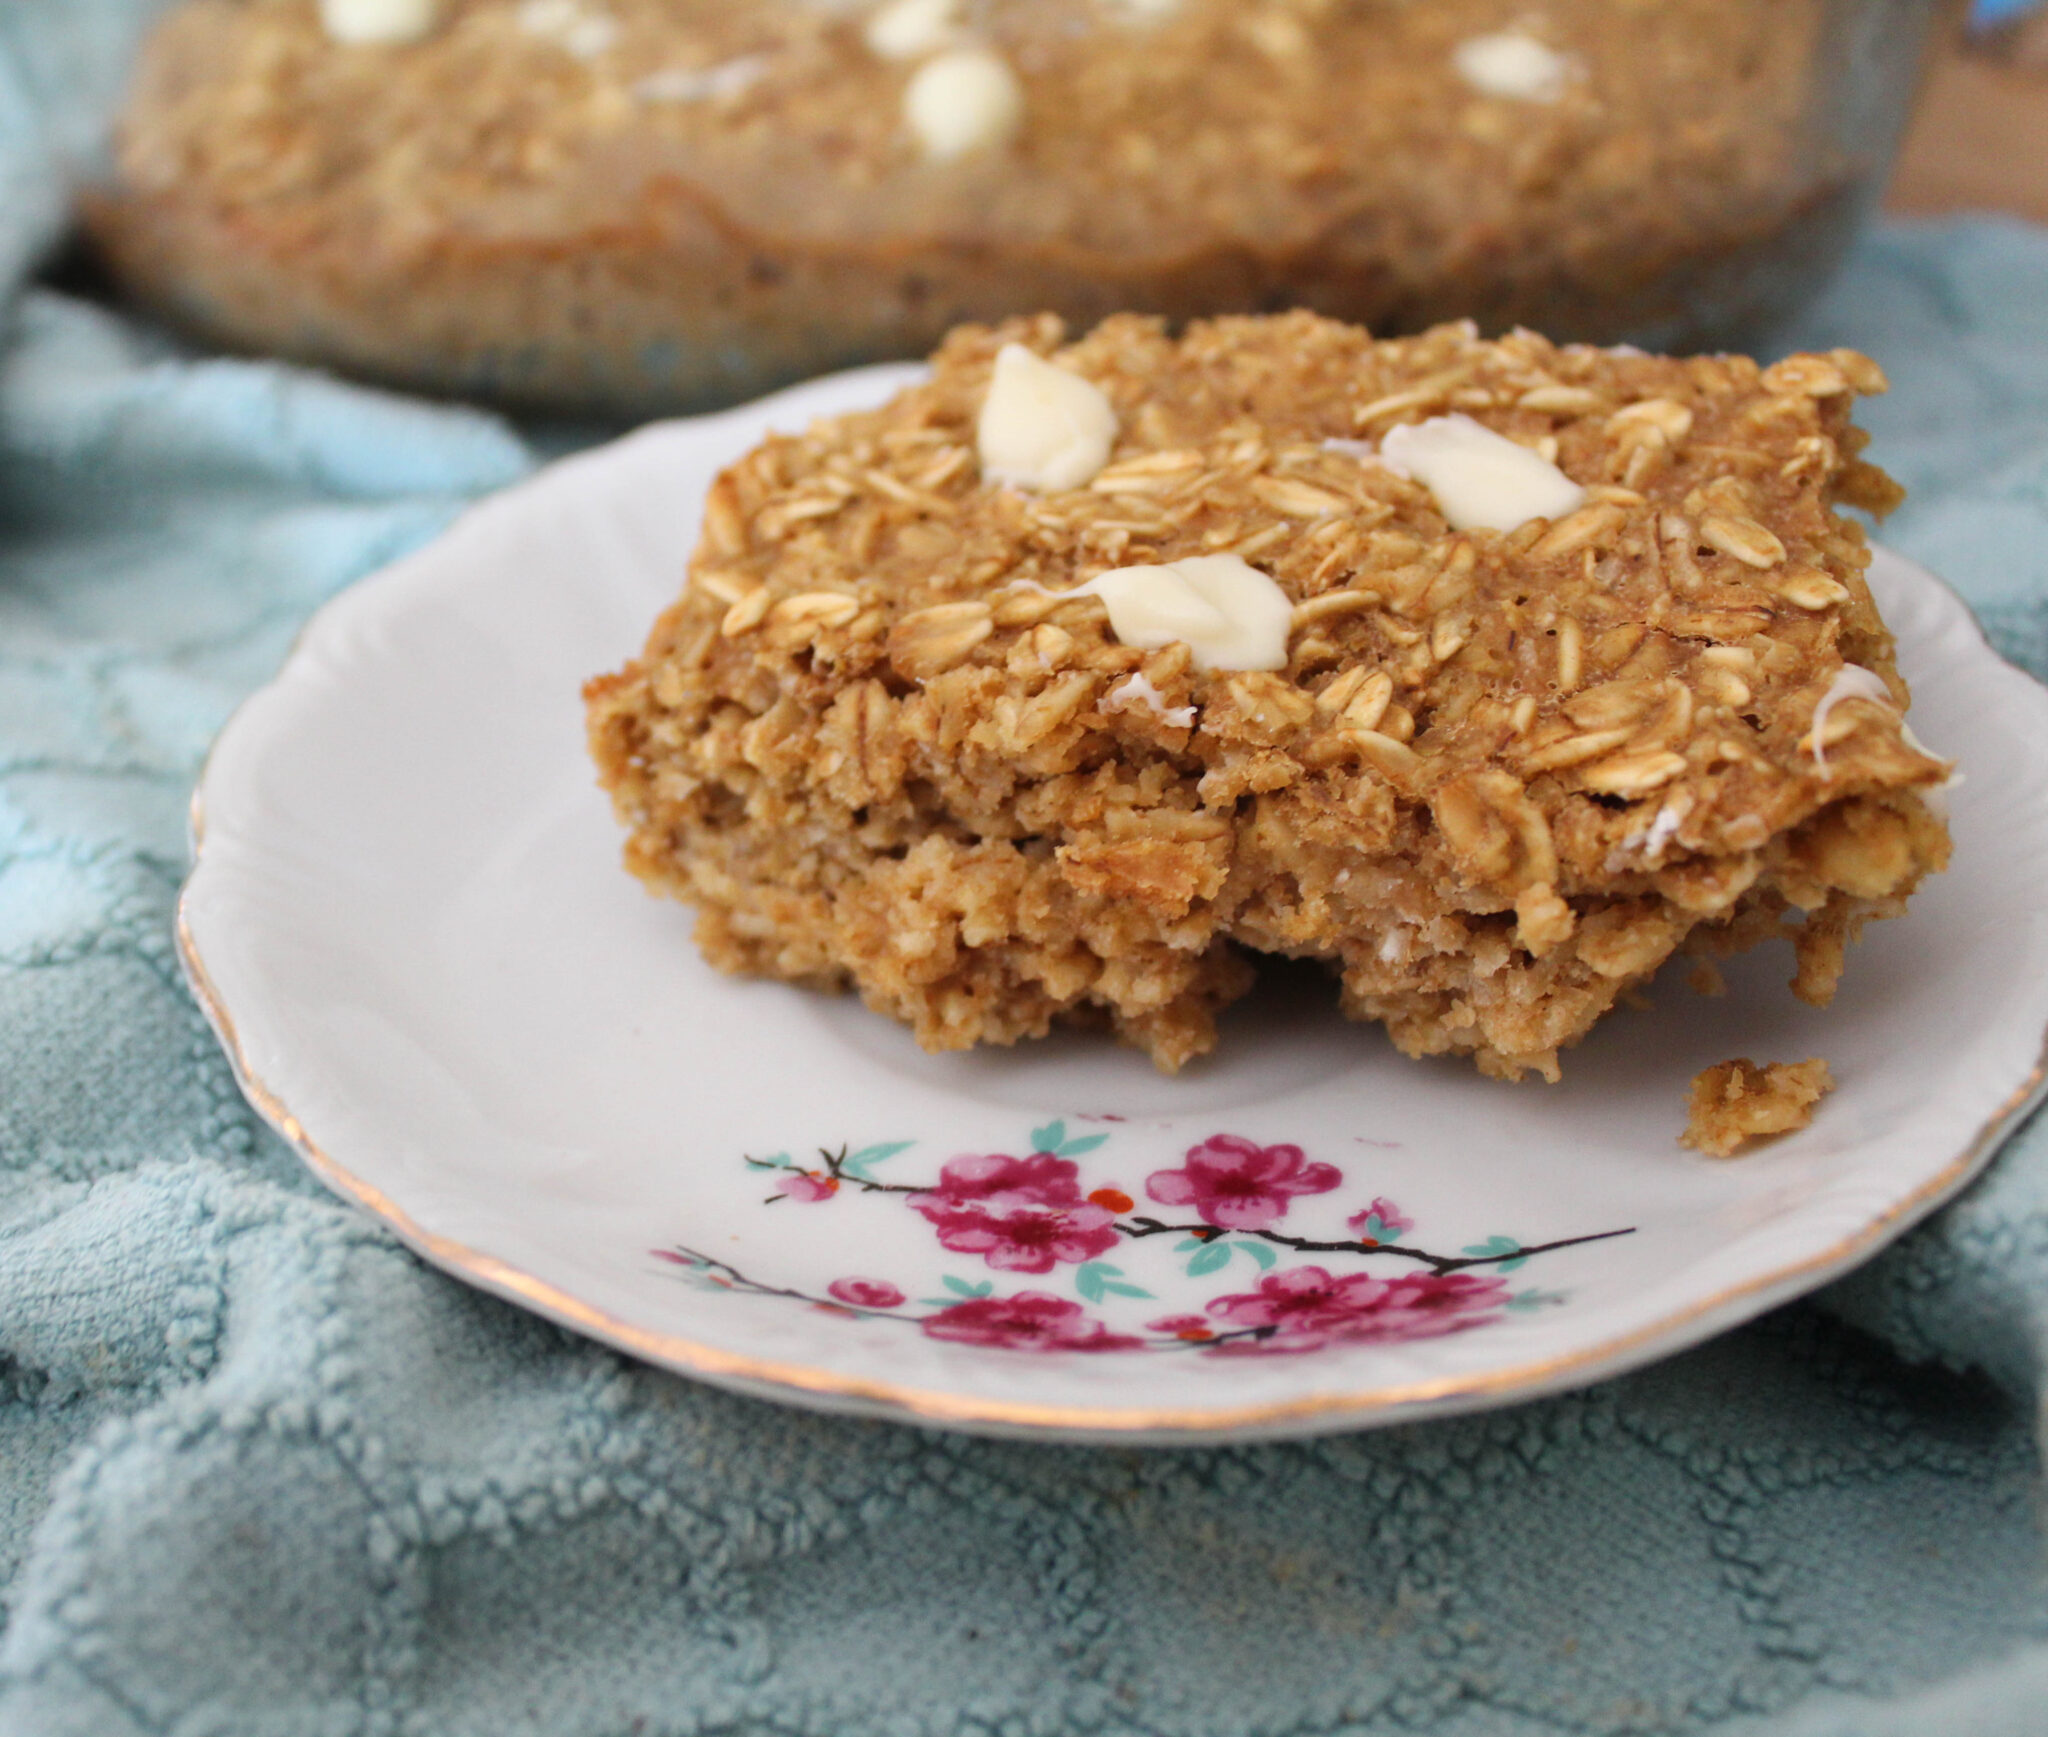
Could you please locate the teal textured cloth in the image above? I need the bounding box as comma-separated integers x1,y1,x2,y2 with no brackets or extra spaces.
7,6,2048,1732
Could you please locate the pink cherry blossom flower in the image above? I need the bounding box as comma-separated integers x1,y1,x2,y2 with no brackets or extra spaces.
920,1292,1143,1352
1346,1196,1414,1243
1203,1265,1508,1354
911,1153,1120,1274
827,1278,906,1309
1144,1135,1342,1232
775,1172,838,1203
922,1152,1082,1209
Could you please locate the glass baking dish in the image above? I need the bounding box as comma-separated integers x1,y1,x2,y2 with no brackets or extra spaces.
83,0,1961,415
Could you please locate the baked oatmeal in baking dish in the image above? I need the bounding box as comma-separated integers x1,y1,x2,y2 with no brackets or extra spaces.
585,311,1951,1079
87,0,1946,415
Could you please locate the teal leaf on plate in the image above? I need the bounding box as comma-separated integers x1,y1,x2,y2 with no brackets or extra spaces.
1463,1235,1528,1270
1239,1240,1278,1270
942,1275,994,1299
1031,1120,1066,1155
1059,1132,1109,1157
1077,1261,1150,1301
1186,1242,1233,1278
841,1140,914,1179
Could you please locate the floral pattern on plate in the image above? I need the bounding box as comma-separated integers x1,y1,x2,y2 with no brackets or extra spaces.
654,1121,1633,1355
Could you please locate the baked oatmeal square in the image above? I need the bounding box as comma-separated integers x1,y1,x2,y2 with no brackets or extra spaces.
586,312,1950,1078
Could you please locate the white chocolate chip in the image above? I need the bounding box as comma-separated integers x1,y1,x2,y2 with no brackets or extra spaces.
976,344,1118,492
904,48,1025,160
1104,671,1196,727
319,0,436,45
1377,414,1586,532
1070,555,1294,673
865,0,962,60
1635,798,1690,864
1453,32,1575,102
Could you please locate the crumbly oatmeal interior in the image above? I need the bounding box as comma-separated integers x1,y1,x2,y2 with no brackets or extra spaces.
1682,1057,1835,1157
586,311,1952,1078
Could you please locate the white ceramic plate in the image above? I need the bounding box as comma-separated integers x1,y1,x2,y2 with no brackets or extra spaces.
179,365,2048,1445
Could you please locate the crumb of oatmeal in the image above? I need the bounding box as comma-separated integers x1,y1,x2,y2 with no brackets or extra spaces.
1681,1057,1834,1156
1686,960,1728,998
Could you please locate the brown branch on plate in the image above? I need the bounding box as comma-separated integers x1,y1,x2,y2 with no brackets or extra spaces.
1115,1216,1638,1276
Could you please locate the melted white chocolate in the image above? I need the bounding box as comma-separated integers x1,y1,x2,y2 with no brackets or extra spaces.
1452,32,1574,102
1805,666,1961,817
1807,664,1894,774
866,0,961,60
1903,713,1963,820
1378,413,1586,532
1071,555,1293,672
903,48,1025,159
976,344,1118,491
320,0,436,44
1104,671,1196,727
